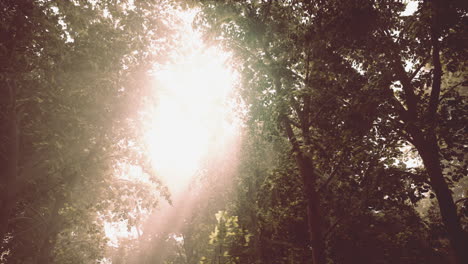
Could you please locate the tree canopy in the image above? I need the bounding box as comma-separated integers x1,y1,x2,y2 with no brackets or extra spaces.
1,0,466,264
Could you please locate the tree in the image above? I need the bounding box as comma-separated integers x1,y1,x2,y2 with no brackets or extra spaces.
309,0,467,262
1,0,177,262
196,0,467,262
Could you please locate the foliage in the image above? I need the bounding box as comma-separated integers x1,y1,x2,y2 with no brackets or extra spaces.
192,0,467,263
200,210,251,264
0,0,178,263
1,0,466,263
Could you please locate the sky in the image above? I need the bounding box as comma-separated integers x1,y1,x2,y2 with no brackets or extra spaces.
401,0,418,16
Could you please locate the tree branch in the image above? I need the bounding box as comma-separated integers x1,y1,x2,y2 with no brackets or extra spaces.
281,115,302,157
409,55,430,81
393,61,419,119
381,29,419,120
427,13,442,124
318,154,345,193
455,198,467,206
439,81,465,102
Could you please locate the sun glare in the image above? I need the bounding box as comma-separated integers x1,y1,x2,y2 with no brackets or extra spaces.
144,11,238,194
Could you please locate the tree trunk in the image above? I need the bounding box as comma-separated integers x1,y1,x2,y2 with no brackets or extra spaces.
416,137,468,264
420,1,468,260
0,93,18,243
297,155,326,264
283,117,326,264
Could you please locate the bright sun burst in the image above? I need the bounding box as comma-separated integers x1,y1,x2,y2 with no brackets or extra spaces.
143,11,238,194
104,10,239,246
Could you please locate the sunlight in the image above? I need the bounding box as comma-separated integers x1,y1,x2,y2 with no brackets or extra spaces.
144,11,238,194
104,221,139,247
401,0,418,16
103,10,240,248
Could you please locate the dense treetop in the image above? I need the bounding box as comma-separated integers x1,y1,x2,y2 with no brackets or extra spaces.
0,1,466,263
